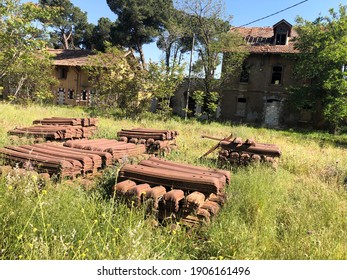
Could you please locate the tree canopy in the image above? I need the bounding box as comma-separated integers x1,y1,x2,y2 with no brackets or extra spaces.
106,0,174,67
0,0,57,103
290,5,347,132
174,0,248,118
39,0,93,49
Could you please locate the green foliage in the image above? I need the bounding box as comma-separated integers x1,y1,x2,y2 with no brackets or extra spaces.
148,60,185,116
0,0,58,103
91,17,115,52
39,0,93,49
192,90,205,107
175,0,248,119
290,5,347,132
0,0,53,79
107,0,174,66
156,9,192,69
84,46,152,117
4,50,57,104
1,103,347,259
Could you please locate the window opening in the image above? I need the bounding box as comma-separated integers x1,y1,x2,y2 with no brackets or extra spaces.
81,90,87,101
236,97,246,117
276,33,287,45
271,66,283,84
240,64,250,83
68,89,74,99
59,67,68,79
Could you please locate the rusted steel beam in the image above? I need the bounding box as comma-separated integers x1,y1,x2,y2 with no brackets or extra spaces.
119,164,223,195
126,183,151,206
200,201,221,216
118,131,167,140
41,143,111,167
19,145,94,173
4,145,83,172
114,179,137,195
185,191,205,207
145,186,167,209
35,143,102,170
162,189,185,212
200,133,233,158
0,147,78,177
146,156,231,184
219,140,281,157
139,159,227,187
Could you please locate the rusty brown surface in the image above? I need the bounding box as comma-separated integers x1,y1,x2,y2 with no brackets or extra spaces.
201,134,281,167
63,139,145,161
115,157,230,228
119,164,224,195
116,128,179,155
8,117,98,140
0,137,146,178
114,180,137,195
146,156,231,184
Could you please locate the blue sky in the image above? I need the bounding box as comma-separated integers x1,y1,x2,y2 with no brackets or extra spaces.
22,0,344,63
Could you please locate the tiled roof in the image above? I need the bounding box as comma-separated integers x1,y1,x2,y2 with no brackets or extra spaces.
47,49,96,66
230,23,299,54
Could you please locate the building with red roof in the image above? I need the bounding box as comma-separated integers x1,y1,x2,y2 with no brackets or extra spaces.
220,19,311,127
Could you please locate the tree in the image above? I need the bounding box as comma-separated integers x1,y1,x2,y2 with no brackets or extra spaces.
0,0,57,102
0,0,49,79
156,10,191,70
5,51,58,104
39,0,93,49
175,0,247,119
148,60,185,116
91,17,115,52
106,0,174,67
84,46,152,117
289,5,347,133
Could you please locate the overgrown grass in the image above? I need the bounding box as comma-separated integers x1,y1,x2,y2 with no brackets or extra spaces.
0,102,347,260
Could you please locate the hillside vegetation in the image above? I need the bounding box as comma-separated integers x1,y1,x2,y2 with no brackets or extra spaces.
0,103,347,260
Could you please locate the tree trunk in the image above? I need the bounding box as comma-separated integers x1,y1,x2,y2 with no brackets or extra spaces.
62,32,72,50
137,44,146,69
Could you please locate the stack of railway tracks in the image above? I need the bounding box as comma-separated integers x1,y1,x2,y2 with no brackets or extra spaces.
8,117,98,141
117,128,178,155
115,157,230,227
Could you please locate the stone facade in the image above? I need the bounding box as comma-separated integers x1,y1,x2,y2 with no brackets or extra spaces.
221,19,311,128
49,49,95,106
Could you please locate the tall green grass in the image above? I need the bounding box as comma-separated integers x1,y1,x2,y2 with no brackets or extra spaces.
0,103,347,260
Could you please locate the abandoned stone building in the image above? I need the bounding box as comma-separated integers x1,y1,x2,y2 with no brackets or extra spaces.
48,49,96,106
219,19,314,127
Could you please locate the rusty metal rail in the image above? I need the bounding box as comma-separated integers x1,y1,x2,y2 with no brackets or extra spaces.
64,139,146,162
8,117,98,141
117,128,178,155
0,139,146,178
201,134,281,168
115,157,231,227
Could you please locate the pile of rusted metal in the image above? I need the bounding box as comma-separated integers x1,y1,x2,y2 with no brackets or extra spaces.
201,134,281,168
8,117,97,141
64,139,146,162
0,139,146,178
115,157,230,227
117,128,178,155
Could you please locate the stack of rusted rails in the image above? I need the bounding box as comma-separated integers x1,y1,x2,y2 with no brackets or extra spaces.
8,117,97,141
201,134,281,168
117,128,178,155
114,157,230,227
0,145,85,178
64,139,146,162
0,139,146,178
